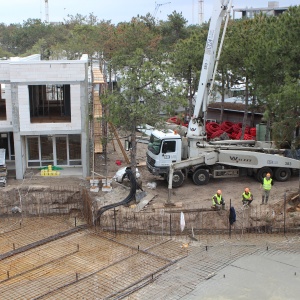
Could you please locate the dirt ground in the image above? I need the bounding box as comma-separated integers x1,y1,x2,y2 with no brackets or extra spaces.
96,137,300,212
3,135,300,213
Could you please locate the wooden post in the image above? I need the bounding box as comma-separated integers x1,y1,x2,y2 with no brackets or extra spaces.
109,122,130,164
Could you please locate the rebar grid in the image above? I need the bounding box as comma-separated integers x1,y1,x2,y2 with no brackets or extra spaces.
0,204,299,300
0,217,187,300
0,216,79,254
41,252,173,299
129,233,300,300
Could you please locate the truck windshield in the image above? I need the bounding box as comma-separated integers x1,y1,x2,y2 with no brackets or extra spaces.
148,134,162,155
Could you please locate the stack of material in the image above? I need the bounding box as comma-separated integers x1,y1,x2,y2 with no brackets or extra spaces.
0,148,7,187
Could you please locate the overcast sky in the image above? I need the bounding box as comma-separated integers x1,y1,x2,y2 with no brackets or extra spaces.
0,0,299,25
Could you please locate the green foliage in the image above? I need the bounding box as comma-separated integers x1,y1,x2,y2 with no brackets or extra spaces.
220,8,300,146
266,77,300,148
102,48,186,129
0,5,300,148
158,11,188,51
0,46,13,59
169,25,207,115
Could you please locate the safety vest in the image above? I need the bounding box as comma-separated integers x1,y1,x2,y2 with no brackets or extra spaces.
212,194,222,205
242,192,252,200
263,178,272,190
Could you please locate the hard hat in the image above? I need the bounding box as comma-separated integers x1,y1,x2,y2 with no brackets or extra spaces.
217,189,222,194
266,173,271,177
245,188,250,193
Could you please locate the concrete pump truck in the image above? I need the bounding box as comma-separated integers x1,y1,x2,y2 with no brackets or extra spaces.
146,0,300,190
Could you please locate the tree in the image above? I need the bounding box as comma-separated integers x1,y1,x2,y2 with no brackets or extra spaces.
251,7,300,146
222,18,260,137
265,78,300,148
158,11,188,51
102,48,186,173
0,46,13,58
169,25,208,119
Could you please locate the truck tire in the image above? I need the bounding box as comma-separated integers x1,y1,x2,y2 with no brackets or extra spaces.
192,169,210,185
170,171,185,188
256,167,273,182
274,167,291,182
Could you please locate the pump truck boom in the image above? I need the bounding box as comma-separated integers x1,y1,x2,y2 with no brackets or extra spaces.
146,0,300,189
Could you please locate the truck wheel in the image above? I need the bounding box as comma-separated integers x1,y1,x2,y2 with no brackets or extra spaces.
170,171,185,188
192,169,210,185
274,167,291,182
256,167,272,182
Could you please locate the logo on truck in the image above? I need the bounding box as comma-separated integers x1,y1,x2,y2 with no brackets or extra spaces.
230,156,252,163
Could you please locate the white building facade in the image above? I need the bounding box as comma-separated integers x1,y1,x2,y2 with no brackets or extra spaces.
0,54,89,179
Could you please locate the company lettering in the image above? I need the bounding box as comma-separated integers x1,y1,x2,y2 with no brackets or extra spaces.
229,156,252,163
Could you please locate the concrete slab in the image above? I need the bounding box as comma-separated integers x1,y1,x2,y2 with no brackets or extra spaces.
184,252,300,300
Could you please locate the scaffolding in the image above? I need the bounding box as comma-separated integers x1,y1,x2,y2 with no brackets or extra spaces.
92,68,105,154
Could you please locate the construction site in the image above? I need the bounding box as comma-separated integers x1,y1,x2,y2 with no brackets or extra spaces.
0,38,299,300
0,1,300,298
0,131,300,299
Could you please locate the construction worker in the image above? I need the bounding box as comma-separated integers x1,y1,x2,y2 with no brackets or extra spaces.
212,190,225,210
242,188,253,206
261,173,273,205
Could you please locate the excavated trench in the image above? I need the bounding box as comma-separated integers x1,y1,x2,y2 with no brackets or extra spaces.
0,185,83,217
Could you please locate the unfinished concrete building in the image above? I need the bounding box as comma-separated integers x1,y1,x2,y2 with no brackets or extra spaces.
0,54,89,179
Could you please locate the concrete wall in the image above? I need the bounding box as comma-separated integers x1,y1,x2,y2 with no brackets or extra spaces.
16,85,82,134
0,61,10,82
9,61,86,83
0,55,89,179
0,62,13,131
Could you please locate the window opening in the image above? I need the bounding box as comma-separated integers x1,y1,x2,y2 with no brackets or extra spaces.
0,83,6,120
28,84,71,123
40,135,54,166
69,134,81,165
27,135,81,167
56,136,68,165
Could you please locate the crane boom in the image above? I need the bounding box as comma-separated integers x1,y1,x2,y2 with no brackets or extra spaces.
187,0,231,138
153,2,171,17
146,0,300,193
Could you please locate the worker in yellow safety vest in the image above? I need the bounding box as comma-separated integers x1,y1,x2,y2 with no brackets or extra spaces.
242,188,253,206
212,190,225,210
261,173,273,205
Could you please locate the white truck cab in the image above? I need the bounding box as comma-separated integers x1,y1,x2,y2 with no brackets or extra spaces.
147,129,182,177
